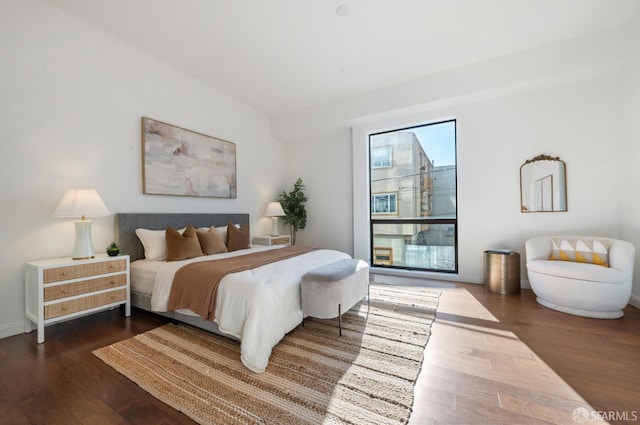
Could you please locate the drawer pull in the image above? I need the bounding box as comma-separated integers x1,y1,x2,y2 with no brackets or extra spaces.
62,289,68,294
62,306,68,311
110,296,115,300
110,280,115,285
61,272,68,277
109,265,115,269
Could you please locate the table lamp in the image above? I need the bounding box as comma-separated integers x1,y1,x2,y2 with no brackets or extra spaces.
264,202,285,236
53,189,111,259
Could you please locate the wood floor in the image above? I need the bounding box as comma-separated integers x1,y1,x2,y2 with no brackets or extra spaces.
408,283,640,425
1,282,638,424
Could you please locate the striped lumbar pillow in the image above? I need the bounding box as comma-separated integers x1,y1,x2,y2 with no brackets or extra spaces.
549,238,611,267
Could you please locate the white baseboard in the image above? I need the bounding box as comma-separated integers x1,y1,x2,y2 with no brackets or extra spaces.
629,294,640,309
0,320,27,340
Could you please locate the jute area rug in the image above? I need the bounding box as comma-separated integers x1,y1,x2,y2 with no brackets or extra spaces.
94,285,439,425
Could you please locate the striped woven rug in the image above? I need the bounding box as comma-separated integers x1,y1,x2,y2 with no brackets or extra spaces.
94,285,439,425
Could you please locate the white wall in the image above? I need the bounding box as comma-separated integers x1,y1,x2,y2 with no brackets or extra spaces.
0,0,287,338
273,23,630,142
284,128,354,254
619,17,640,308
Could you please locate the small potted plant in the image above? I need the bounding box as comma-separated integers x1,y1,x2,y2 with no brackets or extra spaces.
106,242,120,257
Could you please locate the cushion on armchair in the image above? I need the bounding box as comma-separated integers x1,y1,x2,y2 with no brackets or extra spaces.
549,238,610,267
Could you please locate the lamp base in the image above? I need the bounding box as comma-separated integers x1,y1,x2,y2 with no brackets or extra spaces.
72,220,96,260
270,216,280,237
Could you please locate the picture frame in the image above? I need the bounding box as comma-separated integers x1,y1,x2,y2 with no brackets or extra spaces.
141,117,237,198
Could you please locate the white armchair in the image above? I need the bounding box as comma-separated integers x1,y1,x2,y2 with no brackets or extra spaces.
525,236,635,319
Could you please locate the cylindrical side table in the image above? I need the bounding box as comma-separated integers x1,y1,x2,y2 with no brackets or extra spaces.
484,250,521,294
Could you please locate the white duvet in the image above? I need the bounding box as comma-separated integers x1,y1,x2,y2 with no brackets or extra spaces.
136,245,350,373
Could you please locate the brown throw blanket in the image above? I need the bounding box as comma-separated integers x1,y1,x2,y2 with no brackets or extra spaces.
167,246,318,321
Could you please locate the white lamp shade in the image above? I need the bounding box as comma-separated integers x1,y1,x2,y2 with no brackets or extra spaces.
264,202,285,217
54,189,110,218
54,189,110,259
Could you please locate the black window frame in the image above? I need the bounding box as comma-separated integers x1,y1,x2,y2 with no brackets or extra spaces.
368,119,458,274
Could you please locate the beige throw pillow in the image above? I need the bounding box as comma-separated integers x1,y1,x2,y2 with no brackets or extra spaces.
196,226,228,255
166,225,203,261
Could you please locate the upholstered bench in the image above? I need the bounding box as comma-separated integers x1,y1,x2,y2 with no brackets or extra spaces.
301,258,369,335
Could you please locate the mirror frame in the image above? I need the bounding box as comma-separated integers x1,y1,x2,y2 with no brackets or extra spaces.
520,154,567,213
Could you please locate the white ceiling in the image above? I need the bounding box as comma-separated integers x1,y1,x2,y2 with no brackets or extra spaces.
45,0,640,116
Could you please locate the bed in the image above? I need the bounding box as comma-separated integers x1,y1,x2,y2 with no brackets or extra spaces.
115,213,351,373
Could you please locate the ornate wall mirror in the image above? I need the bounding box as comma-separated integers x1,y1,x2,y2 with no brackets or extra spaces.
520,155,567,212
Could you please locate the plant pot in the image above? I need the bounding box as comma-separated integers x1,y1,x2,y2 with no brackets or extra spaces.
107,250,119,257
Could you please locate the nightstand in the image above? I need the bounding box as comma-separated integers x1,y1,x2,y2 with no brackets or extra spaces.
253,235,291,246
24,254,130,343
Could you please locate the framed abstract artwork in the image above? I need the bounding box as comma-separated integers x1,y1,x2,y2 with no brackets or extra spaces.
141,117,237,198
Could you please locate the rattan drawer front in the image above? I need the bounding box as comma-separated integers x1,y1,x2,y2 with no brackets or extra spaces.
271,237,290,245
43,259,127,283
44,288,127,320
43,274,126,302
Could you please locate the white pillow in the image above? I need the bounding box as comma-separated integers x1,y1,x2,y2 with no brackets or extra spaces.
135,227,185,261
215,225,228,245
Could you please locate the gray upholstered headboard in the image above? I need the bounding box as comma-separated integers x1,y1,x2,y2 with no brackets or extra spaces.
115,213,250,261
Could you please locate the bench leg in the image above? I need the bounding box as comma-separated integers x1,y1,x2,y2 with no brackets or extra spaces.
338,303,342,337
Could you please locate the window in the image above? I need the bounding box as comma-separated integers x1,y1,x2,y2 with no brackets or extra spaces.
373,247,393,265
371,193,398,214
369,120,457,273
371,146,392,168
